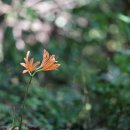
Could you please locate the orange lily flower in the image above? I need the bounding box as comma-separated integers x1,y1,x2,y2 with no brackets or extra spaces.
20,51,40,74
40,49,60,71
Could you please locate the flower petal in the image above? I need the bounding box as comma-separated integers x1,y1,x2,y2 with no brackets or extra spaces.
50,55,56,62
42,60,53,70
25,51,30,64
41,49,49,66
44,64,60,71
30,58,34,65
34,61,40,67
42,55,56,69
20,63,27,68
22,70,28,74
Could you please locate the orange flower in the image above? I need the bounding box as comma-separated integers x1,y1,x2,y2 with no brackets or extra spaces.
40,49,60,71
20,49,60,75
20,51,40,74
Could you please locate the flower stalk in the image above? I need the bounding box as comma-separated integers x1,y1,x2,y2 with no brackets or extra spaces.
19,76,33,130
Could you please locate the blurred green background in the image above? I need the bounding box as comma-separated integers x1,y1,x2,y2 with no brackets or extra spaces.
0,0,130,130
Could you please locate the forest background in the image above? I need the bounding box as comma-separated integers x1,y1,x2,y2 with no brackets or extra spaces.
0,0,130,130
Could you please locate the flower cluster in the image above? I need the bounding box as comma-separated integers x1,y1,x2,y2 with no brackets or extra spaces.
20,49,60,76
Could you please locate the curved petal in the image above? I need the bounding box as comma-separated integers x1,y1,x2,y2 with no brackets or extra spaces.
20,63,27,68
41,49,49,66
44,64,60,71
22,70,28,74
43,55,57,69
42,60,53,70
25,51,30,64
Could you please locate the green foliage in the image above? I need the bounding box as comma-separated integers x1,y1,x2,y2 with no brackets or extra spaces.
0,0,130,129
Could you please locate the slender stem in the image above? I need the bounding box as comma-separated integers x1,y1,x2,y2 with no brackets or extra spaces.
32,69,42,77
12,107,16,128
19,76,33,130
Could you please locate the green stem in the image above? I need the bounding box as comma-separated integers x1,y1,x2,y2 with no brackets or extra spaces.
32,69,42,77
19,76,33,130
